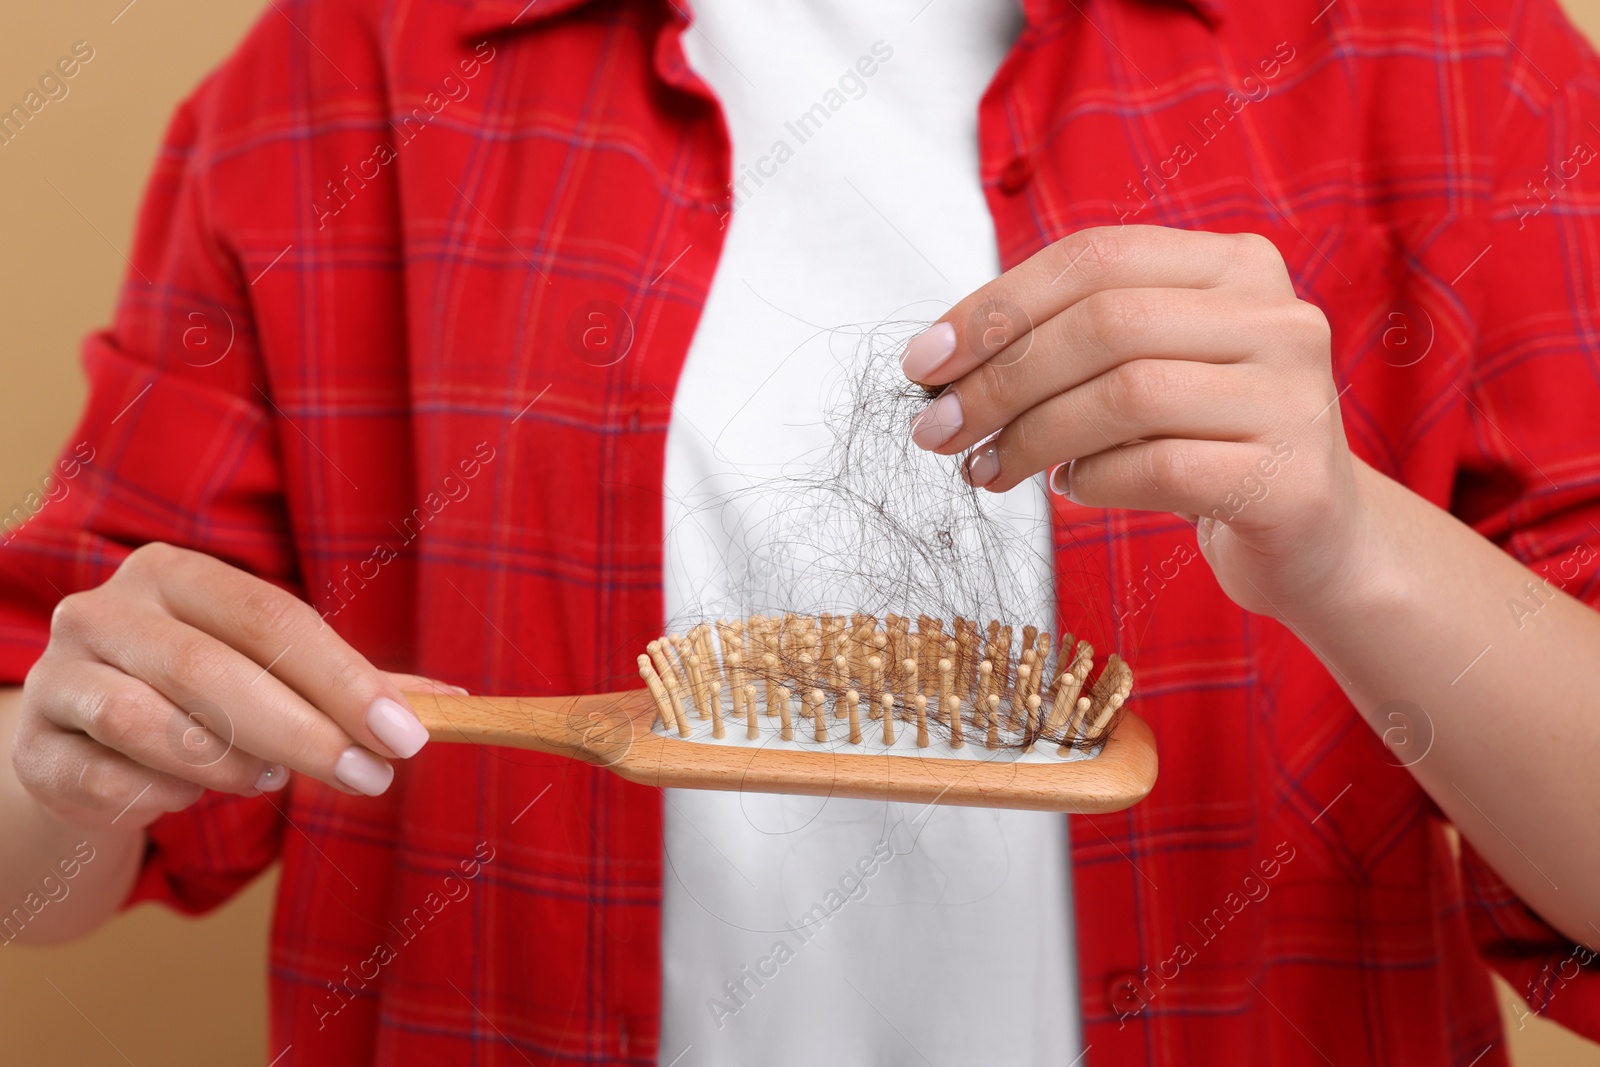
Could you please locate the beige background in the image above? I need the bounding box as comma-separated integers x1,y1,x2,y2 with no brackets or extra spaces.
0,2,1596,1062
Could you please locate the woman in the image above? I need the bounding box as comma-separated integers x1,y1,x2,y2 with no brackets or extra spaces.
2,0,1598,1063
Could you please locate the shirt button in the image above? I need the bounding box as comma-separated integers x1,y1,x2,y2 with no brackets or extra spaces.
998,154,1034,195
1105,971,1145,1015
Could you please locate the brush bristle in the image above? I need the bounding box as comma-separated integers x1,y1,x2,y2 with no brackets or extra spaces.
636,613,1132,759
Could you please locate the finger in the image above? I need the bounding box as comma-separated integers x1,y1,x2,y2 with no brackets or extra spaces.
387,672,469,696
14,722,205,830
34,657,284,797
1051,439,1288,522
901,227,1292,386
911,289,1283,455
71,605,394,797
127,545,428,762
960,361,1270,493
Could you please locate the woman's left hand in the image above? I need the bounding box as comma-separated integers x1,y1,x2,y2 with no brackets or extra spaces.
903,224,1377,623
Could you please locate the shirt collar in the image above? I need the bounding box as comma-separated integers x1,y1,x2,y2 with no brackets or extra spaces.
459,0,1224,42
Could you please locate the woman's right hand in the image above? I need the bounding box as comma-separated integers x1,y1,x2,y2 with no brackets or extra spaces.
10,542,456,831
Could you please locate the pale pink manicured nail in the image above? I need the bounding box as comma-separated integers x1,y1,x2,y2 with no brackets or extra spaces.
447,685,470,696
910,392,963,450
335,747,395,796
1049,463,1072,498
255,764,289,793
366,696,429,758
964,446,1001,488
901,322,957,382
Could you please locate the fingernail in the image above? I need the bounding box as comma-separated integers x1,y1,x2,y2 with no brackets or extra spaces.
335,747,395,796
964,446,1001,488
1049,463,1073,498
255,764,289,793
910,391,963,450
447,685,470,696
366,696,429,759
901,322,956,382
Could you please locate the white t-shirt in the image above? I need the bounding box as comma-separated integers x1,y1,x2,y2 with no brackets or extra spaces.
660,2,1082,1064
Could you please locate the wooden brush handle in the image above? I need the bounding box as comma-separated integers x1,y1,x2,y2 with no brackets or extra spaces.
407,688,1158,813
406,690,640,767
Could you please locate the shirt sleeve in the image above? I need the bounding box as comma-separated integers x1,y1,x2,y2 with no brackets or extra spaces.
1447,0,1600,1035
0,81,296,914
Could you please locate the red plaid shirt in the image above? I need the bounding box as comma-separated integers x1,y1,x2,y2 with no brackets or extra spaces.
5,0,1600,1062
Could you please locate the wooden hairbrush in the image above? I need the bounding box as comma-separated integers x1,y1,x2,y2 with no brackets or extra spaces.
408,613,1156,813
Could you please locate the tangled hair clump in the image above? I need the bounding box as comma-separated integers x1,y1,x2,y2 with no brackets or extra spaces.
661,323,1129,752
